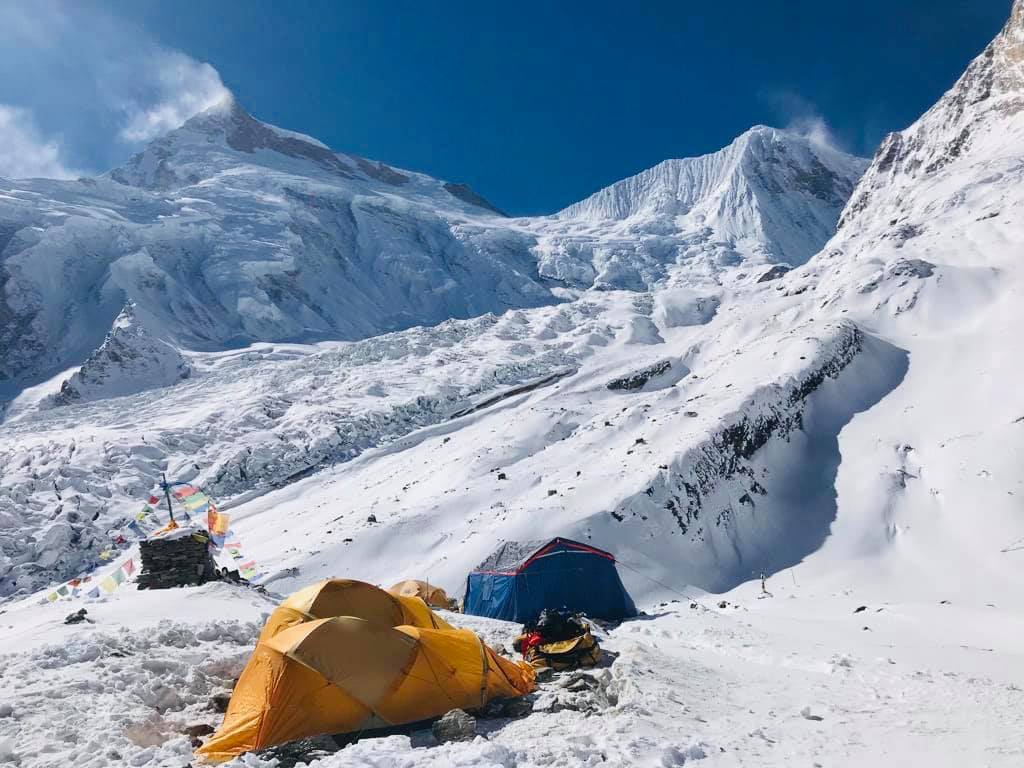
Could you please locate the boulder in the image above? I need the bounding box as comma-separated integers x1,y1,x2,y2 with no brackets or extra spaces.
432,708,476,744
501,698,533,718
210,692,232,714
64,608,89,625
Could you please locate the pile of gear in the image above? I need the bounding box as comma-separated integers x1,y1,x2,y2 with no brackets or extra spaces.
514,608,602,670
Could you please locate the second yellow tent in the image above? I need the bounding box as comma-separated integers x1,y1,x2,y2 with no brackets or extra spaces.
258,578,452,642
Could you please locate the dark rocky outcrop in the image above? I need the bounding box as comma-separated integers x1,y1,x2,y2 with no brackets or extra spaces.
607,359,674,391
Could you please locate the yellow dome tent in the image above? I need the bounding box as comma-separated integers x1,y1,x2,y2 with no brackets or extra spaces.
388,579,452,609
258,579,452,643
196,616,535,762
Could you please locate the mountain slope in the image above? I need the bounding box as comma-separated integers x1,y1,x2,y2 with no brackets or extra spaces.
0,107,863,393
0,98,550,389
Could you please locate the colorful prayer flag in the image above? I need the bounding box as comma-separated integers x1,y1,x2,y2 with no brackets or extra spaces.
187,501,210,518
183,493,209,510
213,512,230,536
148,495,160,505
172,485,198,499
99,550,114,561
47,592,58,602
100,576,118,593
87,587,100,599
112,569,126,585
122,559,135,576
57,585,69,596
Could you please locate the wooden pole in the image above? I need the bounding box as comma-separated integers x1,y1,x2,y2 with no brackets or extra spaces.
162,472,175,524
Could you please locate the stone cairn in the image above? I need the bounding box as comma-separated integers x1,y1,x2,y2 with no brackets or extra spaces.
136,529,217,590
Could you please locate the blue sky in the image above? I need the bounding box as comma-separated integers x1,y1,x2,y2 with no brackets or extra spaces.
0,1,1012,214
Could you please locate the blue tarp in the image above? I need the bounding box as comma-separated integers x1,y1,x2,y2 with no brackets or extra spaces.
464,537,637,622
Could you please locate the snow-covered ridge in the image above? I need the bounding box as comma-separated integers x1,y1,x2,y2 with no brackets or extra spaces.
555,127,866,268
839,0,1024,232
561,127,859,221
50,304,190,405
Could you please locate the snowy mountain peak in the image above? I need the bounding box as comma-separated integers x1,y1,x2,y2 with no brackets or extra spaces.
108,95,354,189
839,0,1024,231
561,127,862,223
50,303,190,405
549,126,866,270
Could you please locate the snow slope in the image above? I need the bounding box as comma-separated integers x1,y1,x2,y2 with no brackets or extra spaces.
526,127,865,292
1,582,1021,768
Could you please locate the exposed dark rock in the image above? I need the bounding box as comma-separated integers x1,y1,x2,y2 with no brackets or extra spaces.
887,259,934,279
607,359,674,391
211,692,232,713
184,723,215,738
757,264,791,283
501,698,534,718
64,608,90,625
432,708,476,744
355,157,410,186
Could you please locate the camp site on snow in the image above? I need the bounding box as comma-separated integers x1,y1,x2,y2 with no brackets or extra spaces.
23,478,647,763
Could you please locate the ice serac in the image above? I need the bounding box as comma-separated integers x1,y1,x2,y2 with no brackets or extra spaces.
544,127,866,283
52,304,190,405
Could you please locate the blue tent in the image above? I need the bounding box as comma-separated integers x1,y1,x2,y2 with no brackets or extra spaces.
463,537,637,623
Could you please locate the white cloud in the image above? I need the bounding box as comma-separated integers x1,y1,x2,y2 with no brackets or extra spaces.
0,1,232,178
118,52,230,142
0,105,79,179
760,89,848,155
786,115,840,151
